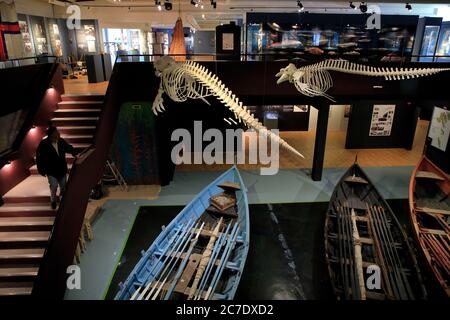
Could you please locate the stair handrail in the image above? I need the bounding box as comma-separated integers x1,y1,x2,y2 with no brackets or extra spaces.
32,60,123,299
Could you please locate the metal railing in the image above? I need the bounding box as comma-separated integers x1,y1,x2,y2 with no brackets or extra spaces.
114,53,450,63
0,55,58,69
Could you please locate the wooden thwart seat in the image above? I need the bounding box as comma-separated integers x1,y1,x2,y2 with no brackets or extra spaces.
344,176,369,185
420,228,447,236
415,170,445,181
415,207,450,216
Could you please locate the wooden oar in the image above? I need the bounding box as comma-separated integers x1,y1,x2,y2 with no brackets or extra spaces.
188,218,223,299
204,223,239,300
351,208,366,300
144,221,201,300
130,220,195,300
194,223,232,300
162,222,205,300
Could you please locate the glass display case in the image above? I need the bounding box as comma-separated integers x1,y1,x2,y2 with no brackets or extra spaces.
419,25,440,62
29,15,49,55
47,19,63,57
246,13,418,62
436,22,450,62
17,14,35,57
76,24,98,55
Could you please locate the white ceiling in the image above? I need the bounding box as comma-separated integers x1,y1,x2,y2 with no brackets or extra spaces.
38,0,450,29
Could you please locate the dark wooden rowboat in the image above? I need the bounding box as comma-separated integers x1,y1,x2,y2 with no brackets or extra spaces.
409,156,450,298
325,162,426,300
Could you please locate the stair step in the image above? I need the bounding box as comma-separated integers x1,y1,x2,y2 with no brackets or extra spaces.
0,249,44,259
54,108,101,117
51,117,99,126
0,283,33,296
72,143,91,151
2,196,50,204
0,217,54,227
0,204,56,217
58,126,96,135
0,232,50,243
0,267,38,278
61,94,104,102
61,134,94,142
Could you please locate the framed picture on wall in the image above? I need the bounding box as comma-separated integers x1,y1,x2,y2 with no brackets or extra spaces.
428,106,450,152
369,104,396,137
294,105,309,112
18,18,35,56
222,33,234,50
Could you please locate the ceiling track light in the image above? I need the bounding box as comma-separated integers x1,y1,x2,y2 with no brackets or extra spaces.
297,1,304,12
359,2,368,13
349,2,356,9
405,3,412,11
164,0,172,10
211,0,217,9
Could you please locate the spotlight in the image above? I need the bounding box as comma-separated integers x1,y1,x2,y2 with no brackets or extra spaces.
405,3,412,11
297,1,304,11
359,2,367,13
164,0,172,10
190,0,197,6
211,0,216,9
349,2,356,9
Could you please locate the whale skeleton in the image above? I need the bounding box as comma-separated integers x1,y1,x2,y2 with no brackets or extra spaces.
276,59,450,101
152,56,305,159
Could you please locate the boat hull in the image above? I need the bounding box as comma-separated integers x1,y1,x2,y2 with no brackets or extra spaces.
325,163,425,300
114,166,250,300
409,156,450,298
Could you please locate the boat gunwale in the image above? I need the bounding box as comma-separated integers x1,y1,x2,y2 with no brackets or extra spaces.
325,162,426,300
114,165,250,300
409,155,450,297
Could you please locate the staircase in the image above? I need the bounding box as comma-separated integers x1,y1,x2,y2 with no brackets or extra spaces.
0,94,103,296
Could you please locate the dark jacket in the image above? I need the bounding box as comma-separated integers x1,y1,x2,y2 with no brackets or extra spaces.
36,138,77,178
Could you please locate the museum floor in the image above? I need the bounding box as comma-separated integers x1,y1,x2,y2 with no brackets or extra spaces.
65,165,428,300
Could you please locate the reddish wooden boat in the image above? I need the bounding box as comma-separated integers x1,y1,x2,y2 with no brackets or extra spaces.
409,156,450,298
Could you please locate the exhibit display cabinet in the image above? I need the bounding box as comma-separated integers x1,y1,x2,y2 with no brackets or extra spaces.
412,17,442,62
436,22,450,62
15,13,101,62
17,14,35,58
74,20,101,57
246,13,418,62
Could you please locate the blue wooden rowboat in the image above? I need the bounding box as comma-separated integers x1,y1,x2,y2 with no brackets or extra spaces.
114,166,250,300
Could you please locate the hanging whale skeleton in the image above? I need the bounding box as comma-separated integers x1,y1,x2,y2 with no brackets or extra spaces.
152,56,450,160
275,60,450,101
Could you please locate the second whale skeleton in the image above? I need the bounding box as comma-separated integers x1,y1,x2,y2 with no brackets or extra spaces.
152,57,450,161
276,59,450,101
152,56,305,159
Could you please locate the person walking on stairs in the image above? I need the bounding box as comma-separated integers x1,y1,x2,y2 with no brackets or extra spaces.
36,126,78,209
